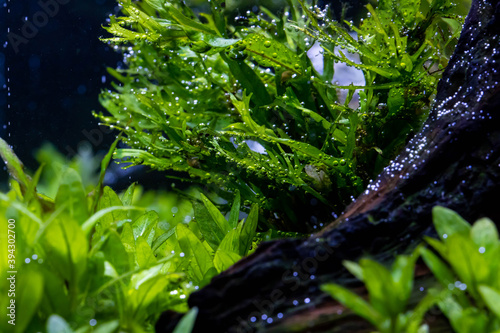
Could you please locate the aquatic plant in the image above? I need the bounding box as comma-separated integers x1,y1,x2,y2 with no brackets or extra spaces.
322,207,500,333
97,0,465,231
0,138,252,332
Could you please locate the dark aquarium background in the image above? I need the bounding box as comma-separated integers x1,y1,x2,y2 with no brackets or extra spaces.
0,0,120,187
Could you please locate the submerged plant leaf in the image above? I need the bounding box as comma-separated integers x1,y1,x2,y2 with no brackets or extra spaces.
173,307,198,333
432,206,471,240
55,168,89,225
321,283,382,326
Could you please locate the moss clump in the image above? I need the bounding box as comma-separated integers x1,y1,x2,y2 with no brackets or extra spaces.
97,0,465,231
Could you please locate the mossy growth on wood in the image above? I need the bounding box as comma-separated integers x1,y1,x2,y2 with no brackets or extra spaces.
97,0,467,231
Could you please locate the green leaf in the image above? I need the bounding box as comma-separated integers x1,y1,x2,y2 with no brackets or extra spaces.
321,283,382,326
478,285,500,319
432,206,471,241
38,269,70,317
214,249,241,273
102,231,131,275
91,135,121,213
176,223,214,283
41,218,88,284
93,186,129,239
193,201,224,251
164,3,217,35
228,190,241,229
219,228,241,253
82,205,144,236
387,87,405,116
93,320,120,333
136,236,157,269
152,228,175,252
470,217,498,248
437,296,488,333
46,315,74,333
360,259,401,317
193,194,229,251
0,137,30,188
200,193,230,233
121,182,136,206
120,222,136,254
128,274,170,318
16,268,44,333
343,260,365,282
406,293,438,333
132,211,159,246
243,33,303,74
239,204,259,256
55,168,89,224
143,0,167,14
221,52,272,106
173,307,198,333
419,246,455,287
391,254,417,304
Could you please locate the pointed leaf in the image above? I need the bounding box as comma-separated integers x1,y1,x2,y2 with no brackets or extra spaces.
55,168,89,224
239,204,259,256
360,259,401,316
102,231,131,275
16,268,44,333
228,190,241,229
321,283,381,326
121,182,136,206
173,307,198,333
176,224,214,283
0,137,30,188
214,249,241,273
470,217,498,249
199,193,230,233
343,260,365,282
432,206,470,241
478,285,500,318
193,201,225,251
132,211,159,246
41,218,87,284
136,236,157,269
120,222,136,254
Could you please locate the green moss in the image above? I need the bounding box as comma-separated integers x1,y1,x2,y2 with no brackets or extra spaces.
98,0,466,230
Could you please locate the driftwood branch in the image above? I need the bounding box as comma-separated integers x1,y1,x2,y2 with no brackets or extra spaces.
156,1,500,331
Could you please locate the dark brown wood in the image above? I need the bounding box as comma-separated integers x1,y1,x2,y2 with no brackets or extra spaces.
156,1,500,331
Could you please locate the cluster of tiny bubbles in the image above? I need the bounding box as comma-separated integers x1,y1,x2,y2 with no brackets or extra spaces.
448,280,467,291
24,254,43,264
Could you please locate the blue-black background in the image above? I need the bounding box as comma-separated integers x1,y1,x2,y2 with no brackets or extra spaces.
1,0,121,186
